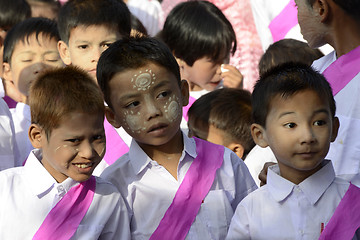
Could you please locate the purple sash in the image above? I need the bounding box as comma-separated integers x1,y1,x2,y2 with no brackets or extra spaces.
269,0,298,42
323,45,360,96
182,96,197,122
33,176,96,240
149,138,225,240
319,184,360,240
103,119,129,165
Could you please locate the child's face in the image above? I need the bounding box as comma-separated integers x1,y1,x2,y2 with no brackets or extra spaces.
253,90,339,182
58,25,121,81
181,56,228,92
3,33,63,98
106,63,189,147
295,0,327,48
32,112,106,183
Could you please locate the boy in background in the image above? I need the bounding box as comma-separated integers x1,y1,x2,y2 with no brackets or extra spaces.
225,62,358,239
2,17,64,164
57,0,132,173
0,66,130,239
187,88,255,159
97,36,257,239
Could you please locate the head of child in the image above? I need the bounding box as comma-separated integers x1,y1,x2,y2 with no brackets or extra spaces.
28,66,106,183
251,62,339,184
188,88,254,159
160,1,236,92
2,17,63,104
259,39,323,76
97,36,189,151
295,0,360,49
27,0,61,20
57,0,131,81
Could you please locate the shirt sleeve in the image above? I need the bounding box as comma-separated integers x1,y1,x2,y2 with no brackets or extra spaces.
226,202,251,240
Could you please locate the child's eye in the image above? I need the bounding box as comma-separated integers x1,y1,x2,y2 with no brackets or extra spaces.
102,43,113,48
126,101,140,108
46,58,60,63
93,134,105,141
284,122,296,128
157,91,169,98
21,59,32,62
314,120,326,126
66,138,80,143
78,45,88,50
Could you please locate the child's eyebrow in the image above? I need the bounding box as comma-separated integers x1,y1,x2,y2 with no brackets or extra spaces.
278,108,330,119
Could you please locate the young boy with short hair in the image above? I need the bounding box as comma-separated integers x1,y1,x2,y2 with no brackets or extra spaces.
57,0,133,173
187,88,255,159
97,36,257,240
0,66,130,239
3,17,64,165
225,62,359,239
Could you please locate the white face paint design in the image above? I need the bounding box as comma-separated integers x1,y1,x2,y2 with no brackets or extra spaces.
54,144,106,157
125,111,145,134
131,69,156,91
164,95,180,122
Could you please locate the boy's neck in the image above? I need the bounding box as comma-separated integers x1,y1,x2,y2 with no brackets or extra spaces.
278,160,325,185
137,130,184,180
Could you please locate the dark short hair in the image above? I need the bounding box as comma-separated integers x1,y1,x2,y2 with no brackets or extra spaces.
160,1,236,66
97,36,181,108
3,17,59,63
188,88,255,157
259,39,323,76
57,0,131,44
252,62,336,127
0,0,31,29
29,66,105,136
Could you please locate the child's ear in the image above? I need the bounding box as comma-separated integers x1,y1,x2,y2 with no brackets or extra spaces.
28,124,44,149
251,123,269,148
227,142,245,159
58,40,72,65
330,117,340,142
3,62,12,81
180,79,189,107
105,106,121,128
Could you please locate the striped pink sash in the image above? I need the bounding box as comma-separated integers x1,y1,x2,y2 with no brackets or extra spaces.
33,176,96,239
182,96,197,122
103,119,129,165
319,184,360,240
269,0,298,42
149,138,224,240
323,45,360,96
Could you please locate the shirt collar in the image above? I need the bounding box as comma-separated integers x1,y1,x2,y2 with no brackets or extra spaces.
267,160,335,205
129,131,197,175
24,149,78,197
15,102,31,121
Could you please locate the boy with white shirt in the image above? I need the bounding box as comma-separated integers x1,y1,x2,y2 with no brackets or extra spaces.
97,36,257,240
2,17,64,164
0,66,130,239
226,62,360,239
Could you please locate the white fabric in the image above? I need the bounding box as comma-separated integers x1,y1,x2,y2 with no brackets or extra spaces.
226,161,351,240
127,0,163,36
312,51,360,181
101,133,257,240
10,102,33,166
0,149,131,239
244,145,277,187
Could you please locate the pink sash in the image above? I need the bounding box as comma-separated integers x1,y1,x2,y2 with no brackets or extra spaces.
33,176,96,239
323,45,360,96
149,138,224,240
103,119,129,165
319,184,360,240
182,96,197,122
269,0,298,42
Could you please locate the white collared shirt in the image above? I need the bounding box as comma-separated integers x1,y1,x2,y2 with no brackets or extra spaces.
226,160,351,240
101,133,257,240
313,52,360,181
0,149,131,240
10,102,33,166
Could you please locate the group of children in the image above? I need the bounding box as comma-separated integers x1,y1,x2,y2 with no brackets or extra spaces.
0,0,359,239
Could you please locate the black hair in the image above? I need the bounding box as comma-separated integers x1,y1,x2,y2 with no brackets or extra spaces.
259,39,323,76
0,0,31,29
252,62,336,127
160,1,236,66
307,0,360,22
97,36,181,108
57,0,131,44
3,17,59,63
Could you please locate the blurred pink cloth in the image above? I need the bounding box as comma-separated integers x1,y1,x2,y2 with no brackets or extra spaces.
161,0,263,91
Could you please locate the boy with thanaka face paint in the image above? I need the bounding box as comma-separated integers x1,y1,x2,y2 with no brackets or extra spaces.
0,66,130,239
97,36,257,240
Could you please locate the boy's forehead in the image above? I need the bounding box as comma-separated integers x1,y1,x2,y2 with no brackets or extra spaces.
14,33,58,52
69,24,121,41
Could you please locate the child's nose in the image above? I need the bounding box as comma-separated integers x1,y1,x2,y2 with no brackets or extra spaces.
33,62,49,75
91,48,102,63
77,141,95,159
300,126,316,144
144,96,161,120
